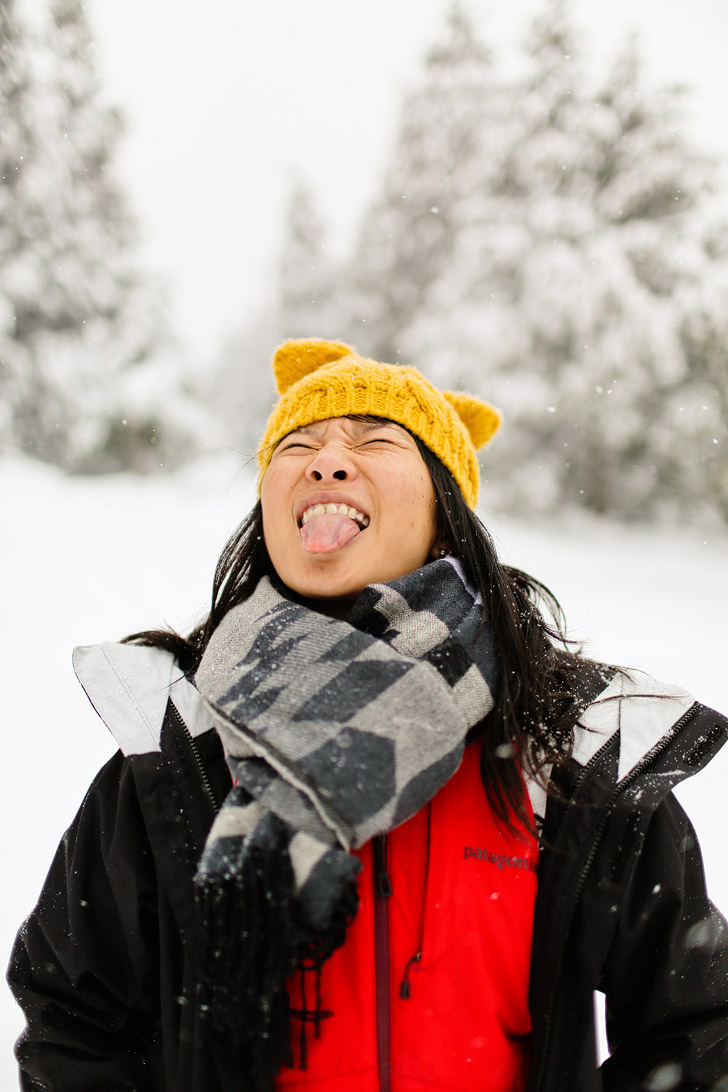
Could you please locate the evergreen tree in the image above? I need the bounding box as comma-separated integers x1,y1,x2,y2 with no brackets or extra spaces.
208,179,338,462
339,1,502,362
0,0,41,450
276,179,338,339
2,0,176,471
404,0,727,520
675,240,728,522
205,308,281,461
551,32,722,517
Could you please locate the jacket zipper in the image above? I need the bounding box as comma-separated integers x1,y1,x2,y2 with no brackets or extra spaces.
166,699,219,816
373,834,392,1092
530,703,699,1091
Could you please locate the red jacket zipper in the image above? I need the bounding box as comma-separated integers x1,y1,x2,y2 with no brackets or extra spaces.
373,834,392,1092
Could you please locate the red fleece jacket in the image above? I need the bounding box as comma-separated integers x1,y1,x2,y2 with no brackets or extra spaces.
278,741,539,1091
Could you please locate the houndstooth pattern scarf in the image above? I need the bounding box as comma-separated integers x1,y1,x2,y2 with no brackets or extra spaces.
193,558,499,1083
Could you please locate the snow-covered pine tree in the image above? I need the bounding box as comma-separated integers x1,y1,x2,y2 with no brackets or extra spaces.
0,0,42,451
547,30,722,518
206,179,339,460
276,178,339,339
675,227,728,522
405,0,727,521
203,307,281,462
402,0,597,505
339,1,502,363
4,0,176,471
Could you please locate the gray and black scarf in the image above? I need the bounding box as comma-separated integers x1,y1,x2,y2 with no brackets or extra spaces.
193,558,499,1084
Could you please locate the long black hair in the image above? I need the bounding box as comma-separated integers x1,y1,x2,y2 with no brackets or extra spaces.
126,426,597,832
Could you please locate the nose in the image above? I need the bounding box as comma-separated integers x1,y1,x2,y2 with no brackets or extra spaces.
305,443,357,484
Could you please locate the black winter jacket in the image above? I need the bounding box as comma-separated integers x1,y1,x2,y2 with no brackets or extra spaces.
8,642,728,1091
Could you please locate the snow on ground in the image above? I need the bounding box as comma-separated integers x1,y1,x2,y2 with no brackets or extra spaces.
2,454,727,1087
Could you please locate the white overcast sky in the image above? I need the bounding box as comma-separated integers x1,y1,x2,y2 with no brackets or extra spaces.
83,0,728,361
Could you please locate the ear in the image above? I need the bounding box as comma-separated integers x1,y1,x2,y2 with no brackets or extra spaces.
272,338,355,394
442,391,501,450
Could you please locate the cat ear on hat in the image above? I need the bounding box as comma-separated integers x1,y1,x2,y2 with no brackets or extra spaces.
272,338,354,394
443,391,502,450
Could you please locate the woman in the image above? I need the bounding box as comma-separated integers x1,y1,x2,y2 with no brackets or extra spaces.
9,339,728,1092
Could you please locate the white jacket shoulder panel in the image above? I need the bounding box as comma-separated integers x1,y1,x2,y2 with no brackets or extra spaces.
525,671,699,825
73,642,212,756
573,669,695,782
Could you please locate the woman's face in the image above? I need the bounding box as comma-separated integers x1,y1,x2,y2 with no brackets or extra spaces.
261,416,440,611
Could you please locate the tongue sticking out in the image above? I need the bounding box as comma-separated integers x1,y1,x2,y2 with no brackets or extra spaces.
300,513,362,554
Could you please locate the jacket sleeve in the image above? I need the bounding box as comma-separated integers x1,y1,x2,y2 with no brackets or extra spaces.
598,791,728,1092
7,750,162,1091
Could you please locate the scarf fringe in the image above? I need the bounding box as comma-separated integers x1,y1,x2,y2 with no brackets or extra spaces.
195,812,296,1086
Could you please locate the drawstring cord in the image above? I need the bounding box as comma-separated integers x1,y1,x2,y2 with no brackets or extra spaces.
400,952,422,999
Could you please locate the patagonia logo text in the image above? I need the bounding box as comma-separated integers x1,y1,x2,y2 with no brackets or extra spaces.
464,846,538,873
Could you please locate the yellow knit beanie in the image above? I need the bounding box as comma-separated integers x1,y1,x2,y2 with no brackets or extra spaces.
257,339,501,509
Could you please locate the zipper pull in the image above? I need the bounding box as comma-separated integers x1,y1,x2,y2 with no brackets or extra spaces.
400,952,422,999
373,835,392,898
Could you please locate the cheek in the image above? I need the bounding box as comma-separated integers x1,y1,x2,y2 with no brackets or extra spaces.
385,472,438,538
260,472,292,556
412,472,437,518
260,509,277,564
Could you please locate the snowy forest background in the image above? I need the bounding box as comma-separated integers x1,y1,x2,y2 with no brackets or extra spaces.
2,0,728,524
3,0,728,1083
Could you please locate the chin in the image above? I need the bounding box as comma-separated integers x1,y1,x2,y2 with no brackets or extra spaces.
280,556,367,600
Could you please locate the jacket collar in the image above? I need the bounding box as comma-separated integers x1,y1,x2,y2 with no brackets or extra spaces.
73,644,724,819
